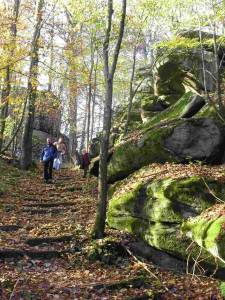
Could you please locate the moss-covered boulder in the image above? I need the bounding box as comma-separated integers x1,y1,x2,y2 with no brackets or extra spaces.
143,91,204,129
108,111,225,183
153,57,185,97
107,165,225,266
182,204,225,263
108,121,178,182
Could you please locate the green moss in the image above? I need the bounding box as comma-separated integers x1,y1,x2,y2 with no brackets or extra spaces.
182,215,225,262
143,223,189,257
144,180,183,223
141,95,159,111
143,91,195,131
107,168,225,266
154,58,185,97
164,176,222,212
196,104,218,118
108,122,177,182
220,282,225,298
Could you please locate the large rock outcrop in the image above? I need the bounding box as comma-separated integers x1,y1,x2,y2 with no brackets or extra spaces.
107,164,225,267
108,116,225,183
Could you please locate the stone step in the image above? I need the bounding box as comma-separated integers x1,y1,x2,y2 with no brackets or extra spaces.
23,196,40,201
22,198,41,202
25,235,73,246
0,225,21,232
22,208,66,215
56,176,73,181
0,248,62,259
23,202,76,208
0,246,80,260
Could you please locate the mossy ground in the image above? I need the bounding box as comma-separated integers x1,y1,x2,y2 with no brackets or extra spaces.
0,158,26,196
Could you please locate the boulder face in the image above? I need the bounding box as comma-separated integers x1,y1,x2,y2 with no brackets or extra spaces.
182,204,225,263
164,118,225,164
181,94,205,118
107,166,225,266
153,57,185,99
107,117,225,183
108,122,177,183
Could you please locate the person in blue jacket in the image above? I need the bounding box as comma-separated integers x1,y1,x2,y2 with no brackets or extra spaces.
40,137,57,183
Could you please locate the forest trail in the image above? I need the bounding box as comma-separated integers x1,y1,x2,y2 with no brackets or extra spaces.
0,165,223,299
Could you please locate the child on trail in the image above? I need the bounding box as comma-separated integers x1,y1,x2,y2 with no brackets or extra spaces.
81,148,90,178
40,137,57,183
53,137,67,170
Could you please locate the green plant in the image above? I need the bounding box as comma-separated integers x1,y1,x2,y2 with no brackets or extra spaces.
220,282,225,299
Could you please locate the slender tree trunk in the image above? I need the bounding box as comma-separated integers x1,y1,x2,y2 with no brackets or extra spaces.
66,12,79,157
20,0,44,170
79,98,88,152
48,12,55,92
212,24,223,114
93,78,113,237
86,41,96,150
90,56,98,140
198,26,210,100
92,0,126,238
68,70,78,156
210,0,224,117
0,67,10,151
90,92,96,141
0,0,20,152
124,47,137,134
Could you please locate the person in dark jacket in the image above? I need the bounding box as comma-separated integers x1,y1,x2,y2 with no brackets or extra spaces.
81,148,90,178
40,137,57,183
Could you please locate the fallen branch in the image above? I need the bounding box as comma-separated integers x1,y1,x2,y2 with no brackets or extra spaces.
123,245,180,298
201,177,225,204
9,278,21,300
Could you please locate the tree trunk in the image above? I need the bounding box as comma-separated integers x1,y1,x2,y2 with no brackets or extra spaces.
0,0,20,152
212,24,224,115
92,0,126,238
90,57,98,141
66,12,79,157
0,67,10,151
68,72,78,156
93,78,113,237
48,11,55,92
79,98,88,152
20,0,44,170
124,46,137,134
86,44,94,150
210,0,224,118
90,91,96,141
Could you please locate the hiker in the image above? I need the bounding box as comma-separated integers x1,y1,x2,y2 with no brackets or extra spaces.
81,148,90,178
40,137,57,183
53,137,67,170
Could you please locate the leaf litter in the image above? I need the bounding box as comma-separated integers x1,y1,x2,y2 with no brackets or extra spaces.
0,161,224,299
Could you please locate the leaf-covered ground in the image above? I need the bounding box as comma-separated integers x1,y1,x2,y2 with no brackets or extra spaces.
0,159,224,299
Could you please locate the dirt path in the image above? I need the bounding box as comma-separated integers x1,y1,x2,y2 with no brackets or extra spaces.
0,165,223,299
